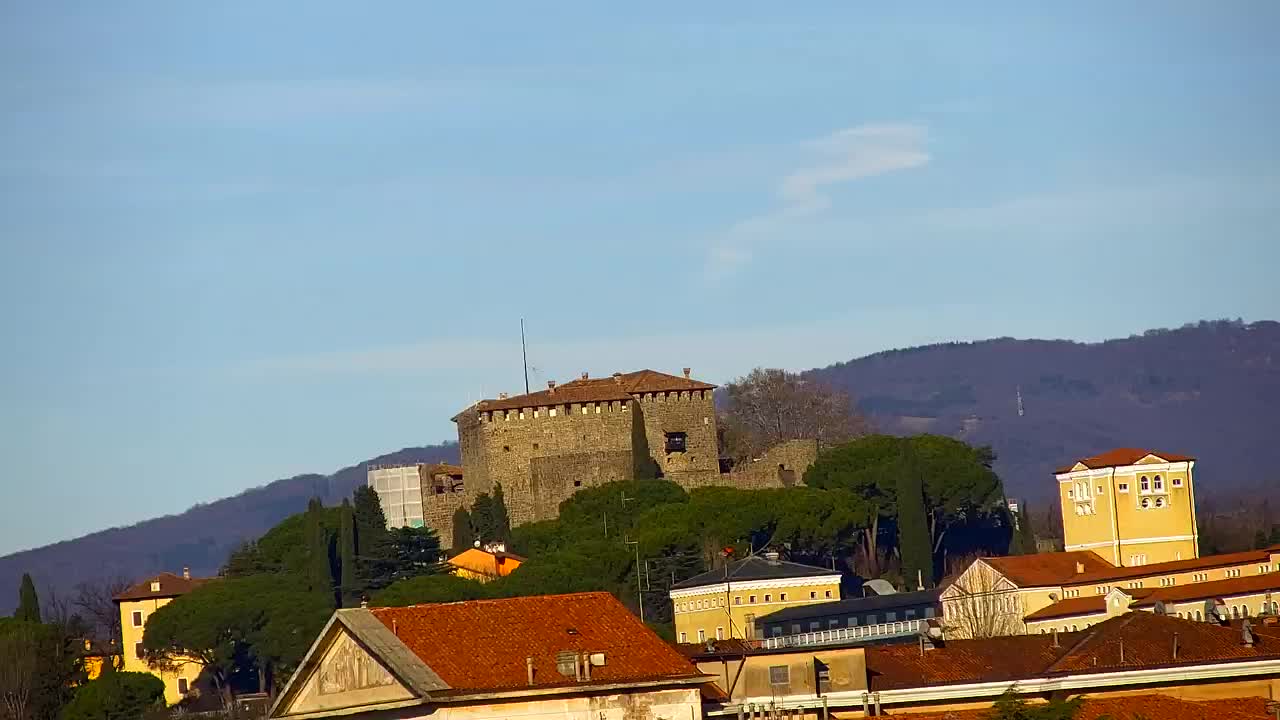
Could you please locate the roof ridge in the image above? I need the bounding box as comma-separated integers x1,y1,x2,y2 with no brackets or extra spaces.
373,590,613,611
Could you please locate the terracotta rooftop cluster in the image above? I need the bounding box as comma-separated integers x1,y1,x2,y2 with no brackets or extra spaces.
469,369,715,414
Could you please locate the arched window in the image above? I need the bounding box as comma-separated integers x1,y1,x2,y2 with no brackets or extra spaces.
1232,606,1240,619
1153,475,1164,490
1243,605,1251,617
1196,610,1203,621
1141,476,1150,491
1071,625,1078,631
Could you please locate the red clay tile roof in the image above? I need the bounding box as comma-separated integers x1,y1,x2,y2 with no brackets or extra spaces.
466,369,715,414
369,592,702,693
894,695,1274,720
867,612,1280,692
1067,547,1275,586
982,551,1115,588
1055,447,1195,474
112,572,210,602
1131,571,1280,608
1022,596,1109,622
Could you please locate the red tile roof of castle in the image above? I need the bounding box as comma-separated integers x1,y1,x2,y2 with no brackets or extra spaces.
368,592,702,693
461,369,715,414
893,695,1274,720
113,572,210,602
1055,447,1195,474
866,612,1280,692
981,551,1115,588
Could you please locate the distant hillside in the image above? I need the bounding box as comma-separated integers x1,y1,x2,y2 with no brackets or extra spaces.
5,319,1278,614
0,443,457,615
809,319,1280,506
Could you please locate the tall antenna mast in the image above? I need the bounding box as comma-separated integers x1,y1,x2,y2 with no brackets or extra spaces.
520,318,530,395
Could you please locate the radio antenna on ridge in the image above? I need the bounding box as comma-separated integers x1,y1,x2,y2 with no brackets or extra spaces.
520,318,530,395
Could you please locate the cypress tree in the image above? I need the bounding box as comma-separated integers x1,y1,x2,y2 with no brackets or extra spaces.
896,448,933,589
1256,530,1271,550
491,483,512,544
471,493,496,545
15,573,40,623
339,499,357,607
352,485,392,589
306,499,333,602
451,508,476,551
1270,525,1280,546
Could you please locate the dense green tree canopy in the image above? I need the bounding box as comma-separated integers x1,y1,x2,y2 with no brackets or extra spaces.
15,573,40,623
61,671,165,720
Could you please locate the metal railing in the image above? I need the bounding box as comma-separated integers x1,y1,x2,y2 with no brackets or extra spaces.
760,619,924,649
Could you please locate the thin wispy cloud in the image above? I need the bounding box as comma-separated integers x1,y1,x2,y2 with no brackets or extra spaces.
708,123,929,278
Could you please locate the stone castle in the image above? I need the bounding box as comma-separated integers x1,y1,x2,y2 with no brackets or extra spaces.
370,368,817,548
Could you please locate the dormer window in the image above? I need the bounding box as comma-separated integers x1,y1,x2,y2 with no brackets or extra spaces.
150,581,161,592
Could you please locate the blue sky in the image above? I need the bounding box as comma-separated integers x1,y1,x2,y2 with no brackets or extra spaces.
2,2,1278,556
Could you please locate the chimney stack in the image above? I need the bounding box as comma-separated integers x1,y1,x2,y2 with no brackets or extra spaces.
547,380,556,393
1075,562,1085,575
764,550,781,565
683,367,691,379
526,656,535,686
499,392,509,399
581,371,589,380
1051,628,1060,648
1173,632,1180,661
613,372,622,384
182,566,190,580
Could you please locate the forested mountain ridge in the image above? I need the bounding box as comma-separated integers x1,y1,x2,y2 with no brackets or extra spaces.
4,319,1277,615
809,319,1280,506
0,443,458,615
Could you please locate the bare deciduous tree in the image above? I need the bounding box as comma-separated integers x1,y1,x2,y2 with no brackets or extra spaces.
74,576,132,646
719,368,871,463
940,556,1026,639
0,624,38,720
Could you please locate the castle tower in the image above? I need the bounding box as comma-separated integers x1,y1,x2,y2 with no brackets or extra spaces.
1055,448,1198,567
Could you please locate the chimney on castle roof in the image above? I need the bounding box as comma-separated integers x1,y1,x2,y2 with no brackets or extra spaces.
182,566,190,580
1075,561,1085,575
581,371,589,380
613,372,622,384
547,380,556,393
499,392,509,399
683,367,691,379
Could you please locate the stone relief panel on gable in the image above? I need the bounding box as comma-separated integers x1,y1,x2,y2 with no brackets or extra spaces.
318,633,395,695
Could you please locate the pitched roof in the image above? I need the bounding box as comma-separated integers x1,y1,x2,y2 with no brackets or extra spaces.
112,572,210,602
1056,447,1195,474
1022,596,1109,622
671,556,841,590
867,612,1280,692
755,588,941,625
893,695,1273,720
981,551,1114,588
421,462,463,476
1132,571,1280,608
368,592,702,693
465,369,715,414
1067,547,1277,586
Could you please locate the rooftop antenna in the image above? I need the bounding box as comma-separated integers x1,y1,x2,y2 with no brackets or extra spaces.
520,318,530,395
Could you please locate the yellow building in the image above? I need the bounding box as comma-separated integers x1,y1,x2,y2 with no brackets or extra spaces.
80,639,122,681
447,543,524,583
1055,447,1198,567
114,569,210,705
668,552,842,643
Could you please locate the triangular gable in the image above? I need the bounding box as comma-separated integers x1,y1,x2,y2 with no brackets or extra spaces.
1068,462,1089,472
271,609,449,718
942,558,1019,598
1132,453,1168,465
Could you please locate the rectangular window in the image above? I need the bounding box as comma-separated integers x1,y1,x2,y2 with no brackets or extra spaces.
1097,485,1104,495
764,594,771,602
848,616,859,626
810,591,817,599
791,623,801,634
809,621,820,631
664,432,687,453
132,611,143,627
886,612,897,622
1173,477,1183,487
1118,483,1129,493
828,619,840,628
177,678,189,695
734,596,741,605
780,593,787,601
135,642,144,659
769,666,790,686
749,595,756,603
716,627,724,640
924,607,935,618
697,629,706,642
905,609,916,619
824,590,833,598
866,615,877,625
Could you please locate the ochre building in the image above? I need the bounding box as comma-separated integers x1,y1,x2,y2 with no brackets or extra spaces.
115,569,211,705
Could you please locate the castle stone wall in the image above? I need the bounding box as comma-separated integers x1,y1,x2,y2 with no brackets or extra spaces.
530,450,636,521
635,391,720,478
